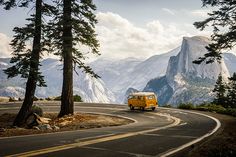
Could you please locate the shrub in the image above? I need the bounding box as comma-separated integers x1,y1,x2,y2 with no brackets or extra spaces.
33,96,39,101
177,102,236,117
178,103,194,110
9,97,18,102
196,103,226,113
54,95,82,102
45,97,53,101
54,96,61,101
162,104,172,108
74,95,82,102
31,104,43,116
225,108,236,117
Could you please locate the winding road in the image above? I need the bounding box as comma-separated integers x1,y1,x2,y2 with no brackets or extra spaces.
0,102,220,157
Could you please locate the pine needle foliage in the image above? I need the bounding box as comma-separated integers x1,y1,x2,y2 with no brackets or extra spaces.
193,0,236,64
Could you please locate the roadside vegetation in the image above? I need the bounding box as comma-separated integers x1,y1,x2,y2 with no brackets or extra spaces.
53,95,83,102
177,72,236,117
178,103,236,117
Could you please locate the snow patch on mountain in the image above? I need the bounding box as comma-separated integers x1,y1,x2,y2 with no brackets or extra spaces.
0,86,25,98
0,58,115,103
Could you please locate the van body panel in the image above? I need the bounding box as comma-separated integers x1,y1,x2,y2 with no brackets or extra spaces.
128,92,158,110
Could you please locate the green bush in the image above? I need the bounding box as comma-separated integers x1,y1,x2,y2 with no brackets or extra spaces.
9,97,17,102
162,104,172,108
225,108,236,117
33,96,39,101
31,104,43,116
53,95,82,102
74,95,82,102
54,96,61,101
178,103,194,110
196,103,226,113
176,102,236,117
45,97,53,101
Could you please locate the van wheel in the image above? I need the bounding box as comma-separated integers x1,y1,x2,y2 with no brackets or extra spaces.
130,105,134,110
152,107,155,111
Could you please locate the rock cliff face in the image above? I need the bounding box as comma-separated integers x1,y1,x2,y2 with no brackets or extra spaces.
223,53,236,76
144,36,231,106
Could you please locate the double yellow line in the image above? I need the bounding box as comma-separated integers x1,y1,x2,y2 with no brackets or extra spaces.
6,113,180,157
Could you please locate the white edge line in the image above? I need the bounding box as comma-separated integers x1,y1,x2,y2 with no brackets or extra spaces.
160,107,221,157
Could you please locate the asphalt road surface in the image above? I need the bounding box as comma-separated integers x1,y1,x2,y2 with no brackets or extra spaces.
0,102,220,157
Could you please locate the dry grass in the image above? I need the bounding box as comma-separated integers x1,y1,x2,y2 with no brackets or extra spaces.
0,112,132,137
0,97,9,102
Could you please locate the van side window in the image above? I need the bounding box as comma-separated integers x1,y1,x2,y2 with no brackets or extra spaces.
147,95,154,100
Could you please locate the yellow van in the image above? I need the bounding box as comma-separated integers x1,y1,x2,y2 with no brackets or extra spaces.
127,92,158,111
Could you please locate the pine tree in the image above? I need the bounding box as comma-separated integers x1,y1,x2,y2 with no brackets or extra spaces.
193,0,236,64
47,0,99,117
0,0,53,126
213,73,227,107
227,73,236,108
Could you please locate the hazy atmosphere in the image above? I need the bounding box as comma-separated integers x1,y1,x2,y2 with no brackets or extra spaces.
1,1,236,156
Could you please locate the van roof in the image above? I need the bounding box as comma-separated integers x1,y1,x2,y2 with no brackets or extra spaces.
130,92,156,96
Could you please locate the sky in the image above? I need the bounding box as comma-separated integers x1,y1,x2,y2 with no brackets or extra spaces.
0,0,231,60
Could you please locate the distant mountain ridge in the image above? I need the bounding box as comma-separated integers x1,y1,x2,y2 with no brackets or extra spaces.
0,58,115,103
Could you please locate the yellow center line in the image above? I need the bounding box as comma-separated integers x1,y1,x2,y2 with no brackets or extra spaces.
6,113,180,157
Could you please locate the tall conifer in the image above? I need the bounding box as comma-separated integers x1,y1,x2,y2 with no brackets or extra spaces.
47,0,99,117
213,73,227,107
1,0,53,126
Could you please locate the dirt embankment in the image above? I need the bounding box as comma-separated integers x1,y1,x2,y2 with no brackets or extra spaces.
0,113,133,137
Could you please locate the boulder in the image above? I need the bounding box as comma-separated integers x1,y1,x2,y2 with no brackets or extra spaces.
52,125,60,130
37,124,52,131
26,113,51,128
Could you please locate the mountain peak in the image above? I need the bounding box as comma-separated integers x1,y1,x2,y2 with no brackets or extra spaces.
166,36,230,83
183,36,210,42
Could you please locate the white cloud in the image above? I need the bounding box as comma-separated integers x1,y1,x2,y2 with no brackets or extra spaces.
146,20,164,34
0,33,12,58
162,8,175,15
95,12,209,60
190,9,210,18
0,12,213,61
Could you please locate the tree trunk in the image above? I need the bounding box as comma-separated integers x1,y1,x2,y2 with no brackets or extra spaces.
58,0,74,117
13,0,42,126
